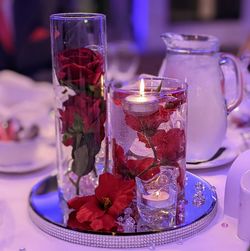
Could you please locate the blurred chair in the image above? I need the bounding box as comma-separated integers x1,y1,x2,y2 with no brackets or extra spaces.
107,40,140,82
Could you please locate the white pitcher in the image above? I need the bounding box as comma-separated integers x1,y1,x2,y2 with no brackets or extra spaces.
160,33,243,162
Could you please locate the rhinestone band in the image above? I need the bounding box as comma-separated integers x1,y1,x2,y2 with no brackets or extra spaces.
29,202,217,248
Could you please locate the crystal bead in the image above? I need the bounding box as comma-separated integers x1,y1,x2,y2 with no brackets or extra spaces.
124,207,133,216
195,181,205,191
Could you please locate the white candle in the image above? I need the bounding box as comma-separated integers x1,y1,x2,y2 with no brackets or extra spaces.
123,79,158,115
142,190,170,209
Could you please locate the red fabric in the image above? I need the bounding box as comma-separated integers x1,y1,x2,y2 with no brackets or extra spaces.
29,27,49,42
0,0,13,53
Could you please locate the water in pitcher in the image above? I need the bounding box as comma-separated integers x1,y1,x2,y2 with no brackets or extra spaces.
160,33,243,162
163,53,227,162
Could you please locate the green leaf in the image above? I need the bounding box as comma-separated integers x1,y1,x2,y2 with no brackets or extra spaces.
59,80,87,94
88,85,95,92
70,133,98,177
84,133,101,155
156,81,162,92
62,132,72,144
70,132,103,177
164,102,176,109
59,79,104,98
72,143,93,176
72,114,83,133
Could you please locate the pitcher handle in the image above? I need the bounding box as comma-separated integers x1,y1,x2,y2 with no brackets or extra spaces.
241,54,250,96
219,53,244,114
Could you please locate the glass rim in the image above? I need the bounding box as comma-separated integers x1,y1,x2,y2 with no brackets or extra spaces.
161,32,219,54
50,12,106,21
110,76,187,95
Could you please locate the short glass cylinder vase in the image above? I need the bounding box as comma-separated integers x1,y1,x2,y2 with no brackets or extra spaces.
136,169,178,228
50,13,107,203
110,77,187,227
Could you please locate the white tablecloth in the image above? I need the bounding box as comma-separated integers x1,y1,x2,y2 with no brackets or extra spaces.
0,159,248,251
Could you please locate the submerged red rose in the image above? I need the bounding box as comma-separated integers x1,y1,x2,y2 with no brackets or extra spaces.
125,106,172,137
152,128,185,164
127,158,160,180
112,140,160,180
56,47,104,88
67,173,135,232
112,139,130,178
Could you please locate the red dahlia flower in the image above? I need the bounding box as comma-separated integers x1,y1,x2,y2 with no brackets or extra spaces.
67,173,135,232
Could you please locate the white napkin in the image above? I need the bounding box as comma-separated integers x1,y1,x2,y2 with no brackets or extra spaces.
224,149,250,218
237,170,250,241
0,70,54,127
0,70,55,144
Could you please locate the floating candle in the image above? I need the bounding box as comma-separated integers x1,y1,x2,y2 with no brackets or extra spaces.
123,79,159,115
142,190,170,209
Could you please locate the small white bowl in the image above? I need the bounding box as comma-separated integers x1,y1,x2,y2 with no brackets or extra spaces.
0,138,40,166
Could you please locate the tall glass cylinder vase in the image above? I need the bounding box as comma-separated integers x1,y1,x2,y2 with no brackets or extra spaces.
50,13,107,206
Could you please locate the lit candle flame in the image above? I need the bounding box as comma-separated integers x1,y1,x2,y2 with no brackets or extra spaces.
139,79,145,97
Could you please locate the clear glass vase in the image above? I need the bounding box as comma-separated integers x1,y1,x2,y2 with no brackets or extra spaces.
109,76,187,228
50,13,107,204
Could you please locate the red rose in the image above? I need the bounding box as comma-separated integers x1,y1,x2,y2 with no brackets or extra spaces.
125,106,172,137
152,128,185,163
60,93,105,145
112,139,160,180
127,158,160,181
54,47,106,192
112,139,130,178
56,47,104,88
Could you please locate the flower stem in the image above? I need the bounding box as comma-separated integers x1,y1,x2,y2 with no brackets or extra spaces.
144,133,158,160
93,167,98,177
137,162,158,178
139,119,158,161
75,175,82,195
68,175,76,186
